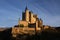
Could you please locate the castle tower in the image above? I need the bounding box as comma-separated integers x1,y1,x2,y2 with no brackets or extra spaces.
22,7,37,23
22,6,30,22
35,18,39,32
38,18,43,28
25,6,30,22
30,13,37,23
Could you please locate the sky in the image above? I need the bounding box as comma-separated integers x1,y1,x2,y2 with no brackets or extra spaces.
0,0,60,27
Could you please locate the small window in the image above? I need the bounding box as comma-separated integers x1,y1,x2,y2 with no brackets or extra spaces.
20,24,24,27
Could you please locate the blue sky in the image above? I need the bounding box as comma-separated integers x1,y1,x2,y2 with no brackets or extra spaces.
0,0,60,27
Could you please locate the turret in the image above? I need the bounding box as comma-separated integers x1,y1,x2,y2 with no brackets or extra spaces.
39,18,43,25
38,18,43,28
25,6,30,22
35,18,39,32
18,18,20,25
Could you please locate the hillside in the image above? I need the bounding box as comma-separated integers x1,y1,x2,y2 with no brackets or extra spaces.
0,27,60,40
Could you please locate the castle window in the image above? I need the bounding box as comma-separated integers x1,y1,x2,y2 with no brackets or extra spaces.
19,24,24,27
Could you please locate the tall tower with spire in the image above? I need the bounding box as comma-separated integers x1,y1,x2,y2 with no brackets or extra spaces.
25,6,30,22
22,6,30,22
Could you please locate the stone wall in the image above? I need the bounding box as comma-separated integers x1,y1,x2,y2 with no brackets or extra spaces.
11,27,41,37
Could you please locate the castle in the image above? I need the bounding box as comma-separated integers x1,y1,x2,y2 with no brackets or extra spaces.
19,7,43,29
12,7,49,37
